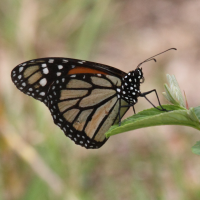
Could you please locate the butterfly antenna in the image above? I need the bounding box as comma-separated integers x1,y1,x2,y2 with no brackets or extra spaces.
137,48,177,68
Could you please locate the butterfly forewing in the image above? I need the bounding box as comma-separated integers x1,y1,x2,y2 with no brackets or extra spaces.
11,57,129,149
11,58,126,105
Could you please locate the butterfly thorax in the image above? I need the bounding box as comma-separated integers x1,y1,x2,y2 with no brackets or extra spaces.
116,68,144,104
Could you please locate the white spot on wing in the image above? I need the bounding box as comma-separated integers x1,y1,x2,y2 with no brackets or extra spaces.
19,67,24,72
40,92,45,96
58,65,63,69
43,68,49,74
39,78,47,86
57,72,61,76
18,75,22,79
48,59,54,63
42,63,47,68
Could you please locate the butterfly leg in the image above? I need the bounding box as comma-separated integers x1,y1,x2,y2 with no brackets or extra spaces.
118,100,133,126
118,99,122,126
139,89,167,111
133,106,136,114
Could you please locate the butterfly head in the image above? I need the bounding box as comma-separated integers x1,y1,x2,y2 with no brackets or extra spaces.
128,68,144,84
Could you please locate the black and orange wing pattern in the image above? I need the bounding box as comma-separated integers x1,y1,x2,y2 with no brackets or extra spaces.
11,58,130,149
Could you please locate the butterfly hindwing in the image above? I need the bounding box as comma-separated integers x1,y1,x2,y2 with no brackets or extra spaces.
47,73,129,149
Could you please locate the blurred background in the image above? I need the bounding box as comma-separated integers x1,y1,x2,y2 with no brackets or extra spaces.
1,0,200,199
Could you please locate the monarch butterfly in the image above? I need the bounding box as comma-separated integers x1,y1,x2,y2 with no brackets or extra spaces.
11,48,176,149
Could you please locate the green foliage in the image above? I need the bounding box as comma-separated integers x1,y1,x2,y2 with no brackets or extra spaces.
192,141,200,155
106,75,200,155
106,105,200,137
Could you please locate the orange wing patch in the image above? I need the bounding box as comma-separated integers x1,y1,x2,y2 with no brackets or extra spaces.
68,67,108,75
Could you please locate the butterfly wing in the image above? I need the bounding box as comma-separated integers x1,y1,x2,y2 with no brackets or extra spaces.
11,57,126,105
11,57,129,149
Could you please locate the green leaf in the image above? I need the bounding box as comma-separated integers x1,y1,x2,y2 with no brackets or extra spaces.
106,105,200,138
194,106,200,120
192,141,200,155
163,74,185,108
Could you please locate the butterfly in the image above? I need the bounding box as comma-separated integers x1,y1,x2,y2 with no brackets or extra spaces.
11,48,176,149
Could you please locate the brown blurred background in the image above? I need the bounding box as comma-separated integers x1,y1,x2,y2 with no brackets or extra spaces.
1,0,200,199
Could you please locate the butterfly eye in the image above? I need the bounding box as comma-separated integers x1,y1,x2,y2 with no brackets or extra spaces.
140,77,145,83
